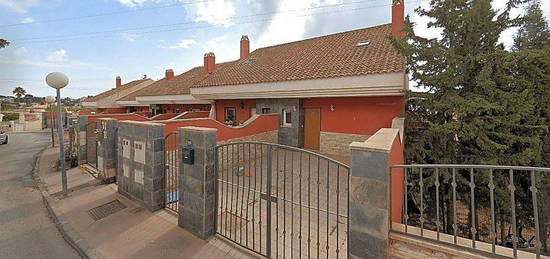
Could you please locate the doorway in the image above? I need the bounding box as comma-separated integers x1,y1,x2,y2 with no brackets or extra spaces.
304,108,321,150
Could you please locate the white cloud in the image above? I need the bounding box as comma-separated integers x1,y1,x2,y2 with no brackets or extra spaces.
166,39,198,49
0,0,40,13
47,49,67,62
20,17,34,23
256,0,325,47
120,32,141,42
14,47,28,55
116,0,149,7
0,57,110,70
194,0,236,27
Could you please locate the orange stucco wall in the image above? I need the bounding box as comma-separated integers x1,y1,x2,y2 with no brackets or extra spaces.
163,114,277,142
159,104,211,113
215,99,256,124
96,108,127,114
389,135,405,223
151,113,180,121
86,113,150,124
303,96,404,135
179,111,210,119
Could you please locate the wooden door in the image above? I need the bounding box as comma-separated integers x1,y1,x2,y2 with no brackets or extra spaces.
304,108,321,150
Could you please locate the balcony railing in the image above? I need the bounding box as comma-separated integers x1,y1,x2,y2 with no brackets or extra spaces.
390,164,550,258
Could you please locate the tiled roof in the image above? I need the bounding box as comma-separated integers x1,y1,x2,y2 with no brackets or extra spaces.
193,23,404,87
85,79,149,102
119,62,236,100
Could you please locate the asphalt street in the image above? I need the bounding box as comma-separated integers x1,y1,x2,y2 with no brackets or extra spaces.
0,131,80,259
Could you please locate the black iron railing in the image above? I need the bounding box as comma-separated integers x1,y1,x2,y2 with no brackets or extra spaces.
390,164,550,258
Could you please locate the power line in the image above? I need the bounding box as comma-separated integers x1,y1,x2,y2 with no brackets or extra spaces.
12,0,376,42
0,0,217,28
15,1,420,44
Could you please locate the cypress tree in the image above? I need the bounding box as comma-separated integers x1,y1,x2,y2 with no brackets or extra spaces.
512,0,550,251
391,0,548,243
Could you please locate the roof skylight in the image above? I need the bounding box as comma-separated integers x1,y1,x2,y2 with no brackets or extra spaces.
356,40,370,47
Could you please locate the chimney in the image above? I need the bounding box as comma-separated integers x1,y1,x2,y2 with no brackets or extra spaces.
240,35,250,60
391,0,405,38
165,69,174,80
204,52,216,73
115,76,122,88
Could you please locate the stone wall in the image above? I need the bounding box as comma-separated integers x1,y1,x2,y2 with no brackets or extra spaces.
217,130,277,145
217,130,277,169
77,116,88,164
96,118,118,182
256,98,303,147
390,234,462,259
320,131,370,157
117,121,165,211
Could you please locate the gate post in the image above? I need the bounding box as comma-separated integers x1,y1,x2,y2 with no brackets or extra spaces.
177,126,217,239
96,118,118,183
348,128,403,259
77,115,88,164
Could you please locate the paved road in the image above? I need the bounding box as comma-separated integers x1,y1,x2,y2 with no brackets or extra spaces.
0,131,80,259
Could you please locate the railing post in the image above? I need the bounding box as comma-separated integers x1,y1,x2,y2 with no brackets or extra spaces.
177,126,218,239
348,128,403,259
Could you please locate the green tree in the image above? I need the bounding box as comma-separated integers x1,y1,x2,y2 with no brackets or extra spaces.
0,39,8,48
512,0,550,251
513,0,550,51
391,0,547,242
12,87,26,99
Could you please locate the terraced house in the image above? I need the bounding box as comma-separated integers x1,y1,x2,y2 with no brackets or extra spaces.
81,76,154,114
84,0,407,158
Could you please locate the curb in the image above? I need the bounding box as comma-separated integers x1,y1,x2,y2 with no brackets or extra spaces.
32,147,104,259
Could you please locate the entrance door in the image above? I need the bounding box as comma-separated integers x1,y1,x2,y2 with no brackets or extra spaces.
304,108,321,150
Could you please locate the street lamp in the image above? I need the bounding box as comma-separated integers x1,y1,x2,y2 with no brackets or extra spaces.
45,72,69,194
45,95,55,147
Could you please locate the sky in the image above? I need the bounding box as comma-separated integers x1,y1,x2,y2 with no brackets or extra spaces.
0,0,549,98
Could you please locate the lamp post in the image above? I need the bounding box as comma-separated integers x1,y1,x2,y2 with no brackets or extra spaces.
45,72,69,194
45,96,55,147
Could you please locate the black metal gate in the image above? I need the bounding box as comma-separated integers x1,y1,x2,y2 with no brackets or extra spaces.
215,142,350,258
164,131,179,213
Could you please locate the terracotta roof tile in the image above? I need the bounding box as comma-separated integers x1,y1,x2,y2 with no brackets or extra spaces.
193,23,404,87
118,62,236,100
120,24,404,100
85,79,149,102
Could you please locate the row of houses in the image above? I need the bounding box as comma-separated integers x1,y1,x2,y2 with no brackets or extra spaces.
82,1,407,156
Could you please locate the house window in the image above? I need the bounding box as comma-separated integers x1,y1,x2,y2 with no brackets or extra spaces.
262,108,271,114
225,108,237,123
282,109,292,126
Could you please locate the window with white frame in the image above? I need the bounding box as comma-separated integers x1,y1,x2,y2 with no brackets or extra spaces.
282,109,292,126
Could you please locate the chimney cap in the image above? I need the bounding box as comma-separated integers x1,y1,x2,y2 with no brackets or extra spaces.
165,69,174,72
241,35,249,41
116,76,121,79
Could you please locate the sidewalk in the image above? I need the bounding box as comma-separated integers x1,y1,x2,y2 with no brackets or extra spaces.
36,147,259,259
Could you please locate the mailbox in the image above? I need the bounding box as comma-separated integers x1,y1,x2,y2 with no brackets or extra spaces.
182,147,194,165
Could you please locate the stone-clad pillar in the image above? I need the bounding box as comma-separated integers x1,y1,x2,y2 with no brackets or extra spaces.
96,118,118,183
178,126,217,239
77,115,88,164
117,121,165,212
348,128,402,259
